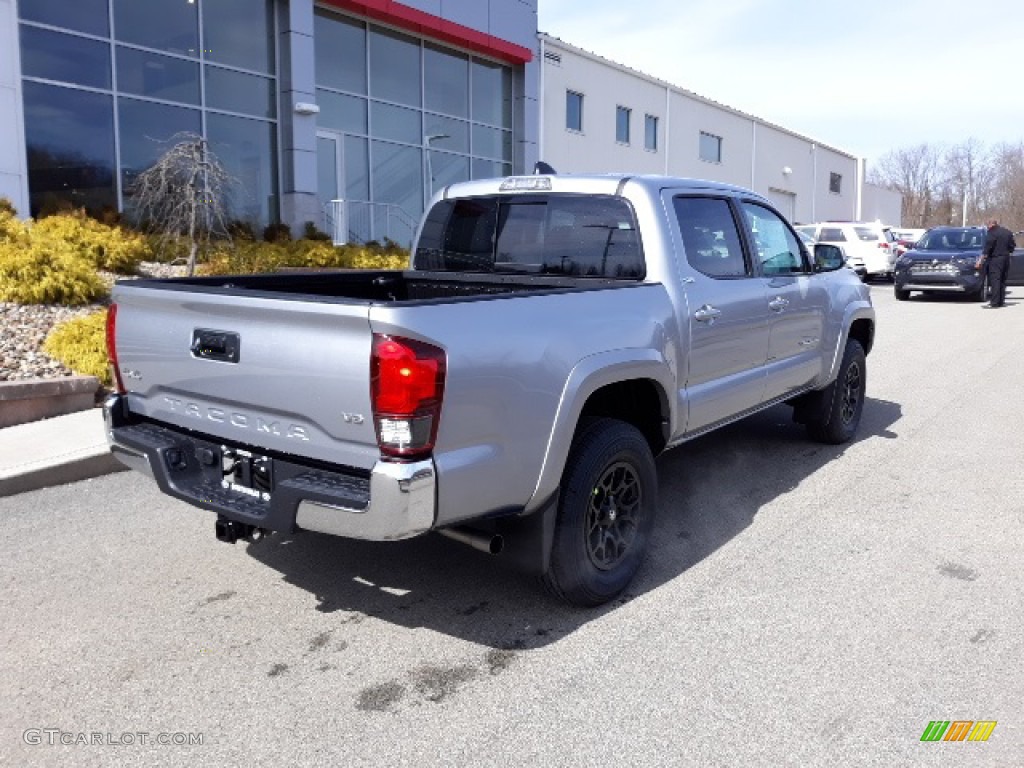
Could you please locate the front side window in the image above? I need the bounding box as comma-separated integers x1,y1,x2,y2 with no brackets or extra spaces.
742,202,808,276
415,195,644,279
699,131,722,163
566,90,583,132
829,172,842,194
616,106,630,144
673,196,748,278
645,114,658,151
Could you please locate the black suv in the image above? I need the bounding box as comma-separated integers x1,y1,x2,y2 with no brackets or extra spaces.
894,226,989,301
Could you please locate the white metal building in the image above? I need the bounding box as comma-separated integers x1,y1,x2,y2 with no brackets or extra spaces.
538,34,895,226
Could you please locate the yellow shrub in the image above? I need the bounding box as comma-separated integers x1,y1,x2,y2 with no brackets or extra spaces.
198,239,410,275
32,210,151,273
0,238,107,305
0,200,26,243
43,310,111,385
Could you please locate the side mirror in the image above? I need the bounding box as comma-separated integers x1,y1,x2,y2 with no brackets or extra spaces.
814,243,845,272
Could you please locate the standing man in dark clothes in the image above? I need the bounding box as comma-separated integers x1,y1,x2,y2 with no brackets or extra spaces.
978,218,1017,308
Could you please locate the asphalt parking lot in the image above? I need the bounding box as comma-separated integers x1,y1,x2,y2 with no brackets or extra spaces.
2,283,1022,767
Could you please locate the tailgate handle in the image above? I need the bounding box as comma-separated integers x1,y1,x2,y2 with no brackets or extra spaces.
191,329,240,363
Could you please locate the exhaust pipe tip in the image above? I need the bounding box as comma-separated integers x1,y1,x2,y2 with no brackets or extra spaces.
438,526,504,555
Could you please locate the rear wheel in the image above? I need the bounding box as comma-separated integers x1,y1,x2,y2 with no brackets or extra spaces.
894,286,910,301
806,340,866,445
542,418,657,607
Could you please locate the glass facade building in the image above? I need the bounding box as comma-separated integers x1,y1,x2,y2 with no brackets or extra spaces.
5,0,538,241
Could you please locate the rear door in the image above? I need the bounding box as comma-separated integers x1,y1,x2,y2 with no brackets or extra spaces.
670,194,770,433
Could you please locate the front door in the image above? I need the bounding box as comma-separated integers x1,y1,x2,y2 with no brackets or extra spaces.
740,201,827,401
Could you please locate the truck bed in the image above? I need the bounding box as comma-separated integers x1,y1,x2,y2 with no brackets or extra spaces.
132,269,617,304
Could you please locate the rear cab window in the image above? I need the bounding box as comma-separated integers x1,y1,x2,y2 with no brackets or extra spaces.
672,196,750,279
415,195,645,279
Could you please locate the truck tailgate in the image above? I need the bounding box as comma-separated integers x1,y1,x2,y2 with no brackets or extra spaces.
113,285,380,471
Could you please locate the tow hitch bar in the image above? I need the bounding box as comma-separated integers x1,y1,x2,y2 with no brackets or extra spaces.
215,516,266,544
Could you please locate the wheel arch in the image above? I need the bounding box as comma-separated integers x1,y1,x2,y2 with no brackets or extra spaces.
525,350,673,513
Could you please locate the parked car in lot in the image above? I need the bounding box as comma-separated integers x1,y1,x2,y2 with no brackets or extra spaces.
891,225,1024,301
796,227,863,278
891,227,927,258
799,222,897,281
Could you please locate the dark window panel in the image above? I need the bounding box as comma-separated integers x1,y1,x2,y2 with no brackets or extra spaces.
203,0,274,73
369,27,421,107
20,25,111,90
207,113,278,226
113,0,198,57
317,90,368,135
423,115,469,154
370,101,420,145
118,98,202,201
205,66,275,119
314,10,366,94
472,59,512,127
23,81,116,218
19,0,109,37
472,124,512,162
116,46,200,105
424,44,468,118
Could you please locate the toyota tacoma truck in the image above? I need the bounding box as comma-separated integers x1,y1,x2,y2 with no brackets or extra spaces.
104,172,875,606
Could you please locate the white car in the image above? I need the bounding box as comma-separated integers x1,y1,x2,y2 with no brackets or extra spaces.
800,222,897,281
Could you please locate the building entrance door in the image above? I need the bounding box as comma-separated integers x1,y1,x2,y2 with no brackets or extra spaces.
316,131,342,238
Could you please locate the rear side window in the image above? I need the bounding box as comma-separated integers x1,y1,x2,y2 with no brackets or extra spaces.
414,195,645,279
818,227,847,242
854,227,879,241
673,196,748,278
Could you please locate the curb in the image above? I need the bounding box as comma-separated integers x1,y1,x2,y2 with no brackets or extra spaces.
0,376,101,428
0,408,125,498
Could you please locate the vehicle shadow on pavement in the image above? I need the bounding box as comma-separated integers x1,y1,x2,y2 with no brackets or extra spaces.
246,396,902,649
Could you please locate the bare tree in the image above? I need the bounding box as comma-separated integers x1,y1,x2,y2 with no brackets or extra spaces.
129,132,235,275
869,143,944,227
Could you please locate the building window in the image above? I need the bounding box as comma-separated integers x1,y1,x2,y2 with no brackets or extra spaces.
644,114,658,151
312,9,514,242
18,0,279,225
699,131,722,163
566,90,583,132
829,172,842,194
616,106,630,144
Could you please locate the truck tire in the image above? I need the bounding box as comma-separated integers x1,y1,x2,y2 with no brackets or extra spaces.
806,339,866,445
542,418,658,607
894,286,910,301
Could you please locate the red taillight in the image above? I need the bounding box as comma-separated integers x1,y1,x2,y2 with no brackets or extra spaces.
371,334,446,459
106,304,125,394
879,242,890,250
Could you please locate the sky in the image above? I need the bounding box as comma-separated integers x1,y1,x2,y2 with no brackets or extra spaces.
537,0,1023,170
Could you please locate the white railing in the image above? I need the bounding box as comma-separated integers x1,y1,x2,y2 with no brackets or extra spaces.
326,199,416,248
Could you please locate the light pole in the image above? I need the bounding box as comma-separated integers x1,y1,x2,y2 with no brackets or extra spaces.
424,133,449,203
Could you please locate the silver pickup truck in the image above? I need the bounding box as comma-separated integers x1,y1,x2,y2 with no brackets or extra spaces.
104,173,875,606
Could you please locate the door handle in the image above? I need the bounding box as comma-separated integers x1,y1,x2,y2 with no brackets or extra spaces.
768,296,789,312
694,305,722,323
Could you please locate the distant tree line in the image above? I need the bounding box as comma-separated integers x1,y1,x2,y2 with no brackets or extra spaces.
867,139,1024,231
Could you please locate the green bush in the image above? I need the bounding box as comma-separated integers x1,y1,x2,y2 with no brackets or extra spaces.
32,209,151,273
43,310,111,385
0,237,107,305
200,238,410,275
